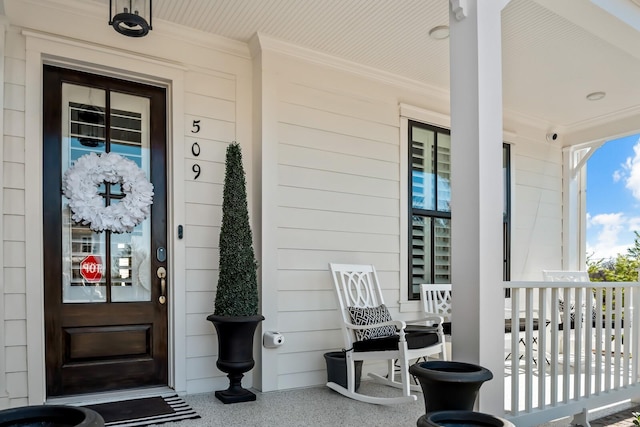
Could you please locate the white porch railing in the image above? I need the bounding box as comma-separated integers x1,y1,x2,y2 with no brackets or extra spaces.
504,281,640,427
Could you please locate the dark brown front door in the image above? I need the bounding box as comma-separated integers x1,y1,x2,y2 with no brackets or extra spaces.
43,66,168,397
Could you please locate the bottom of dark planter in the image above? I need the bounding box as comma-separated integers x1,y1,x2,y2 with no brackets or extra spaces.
418,411,515,427
0,405,104,427
215,388,257,404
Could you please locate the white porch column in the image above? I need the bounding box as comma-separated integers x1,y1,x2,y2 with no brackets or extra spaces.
449,0,510,415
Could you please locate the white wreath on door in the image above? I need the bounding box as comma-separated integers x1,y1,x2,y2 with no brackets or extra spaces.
63,152,154,233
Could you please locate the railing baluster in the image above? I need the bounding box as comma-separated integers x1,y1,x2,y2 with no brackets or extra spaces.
504,280,640,424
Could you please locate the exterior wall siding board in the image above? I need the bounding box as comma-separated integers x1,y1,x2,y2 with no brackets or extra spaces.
184,114,235,142
279,187,397,217
280,81,398,127
183,158,225,184
186,335,216,358
3,294,25,320
4,321,25,346
279,143,397,181
184,93,235,122
5,372,26,398
279,123,399,161
4,58,25,86
3,268,25,294
185,269,218,292
277,290,337,312
184,71,236,101
184,181,223,204
2,162,23,189
3,241,23,268
4,83,24,111
279,166,398,198
277,206,398,235
277,229,400,253
185,355,221,380
277,311,340,332
5,347,26,373
184,247,219,272
185,313,215,336
511,143,563,280
183,225,218,248
185,204,222,226
2,189,23,215
185,291,215,315
184,137,227,162
3,137,25,164
3,215,24,241
278,249,400,271
279,102,397,144
3,110,24,138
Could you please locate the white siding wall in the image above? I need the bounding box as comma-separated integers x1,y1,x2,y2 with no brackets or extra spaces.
257,44,565,390
3,27,27,408
510,139,564,281
275,76,402,389
182,70,241,394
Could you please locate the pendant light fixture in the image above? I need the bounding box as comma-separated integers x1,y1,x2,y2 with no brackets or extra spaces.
109,0,152,37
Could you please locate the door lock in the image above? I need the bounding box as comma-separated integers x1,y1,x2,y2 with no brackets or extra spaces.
157,267,167,304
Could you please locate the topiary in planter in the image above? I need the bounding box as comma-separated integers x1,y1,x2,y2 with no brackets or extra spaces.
207,142,264,404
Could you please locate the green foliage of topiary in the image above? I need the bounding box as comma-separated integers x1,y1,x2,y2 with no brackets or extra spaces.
213,142,259,317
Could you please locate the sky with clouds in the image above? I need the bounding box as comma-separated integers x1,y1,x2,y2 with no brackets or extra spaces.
587,135,640,261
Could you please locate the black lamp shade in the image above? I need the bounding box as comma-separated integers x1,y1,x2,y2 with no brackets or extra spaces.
109,0,152,38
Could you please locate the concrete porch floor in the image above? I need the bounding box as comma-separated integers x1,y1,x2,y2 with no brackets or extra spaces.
154,381,634,427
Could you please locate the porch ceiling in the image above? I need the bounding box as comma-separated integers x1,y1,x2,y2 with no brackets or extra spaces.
89,0,640,144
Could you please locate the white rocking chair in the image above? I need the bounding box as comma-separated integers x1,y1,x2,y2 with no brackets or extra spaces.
328,263,447,405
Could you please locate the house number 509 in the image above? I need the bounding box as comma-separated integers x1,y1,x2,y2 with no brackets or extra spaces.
191,119,201,180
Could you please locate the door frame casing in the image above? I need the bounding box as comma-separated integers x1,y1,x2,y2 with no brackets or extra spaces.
24,32,187,404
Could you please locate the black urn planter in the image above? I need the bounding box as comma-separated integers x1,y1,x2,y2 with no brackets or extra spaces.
0,405,104,427
409,360,493,413
324,351,363,391
207,314,265,404
418,410,515,427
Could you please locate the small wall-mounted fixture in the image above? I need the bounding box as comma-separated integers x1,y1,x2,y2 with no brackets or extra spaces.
109,0,152,37
546,133,558,142
429,25,450,40
586,91,606,101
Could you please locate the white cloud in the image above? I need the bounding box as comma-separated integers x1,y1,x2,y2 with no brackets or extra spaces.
624,141,640,200
586,212,640,260
613,170,622,182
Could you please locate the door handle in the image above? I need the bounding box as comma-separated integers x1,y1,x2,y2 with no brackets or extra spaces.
157,267,167,304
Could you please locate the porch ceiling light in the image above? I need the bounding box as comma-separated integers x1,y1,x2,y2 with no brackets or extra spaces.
109,0,152,38
429,25,450,40
586,91,606,101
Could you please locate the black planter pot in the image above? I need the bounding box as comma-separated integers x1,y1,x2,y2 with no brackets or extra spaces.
0,405,104,427
207,314,265,404
418,410,515,427
324,351,363,391
409,360,493,413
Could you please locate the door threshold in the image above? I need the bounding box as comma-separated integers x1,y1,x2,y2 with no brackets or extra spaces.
46,386,176,406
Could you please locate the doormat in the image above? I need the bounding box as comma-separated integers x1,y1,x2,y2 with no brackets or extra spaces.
84,395,200,427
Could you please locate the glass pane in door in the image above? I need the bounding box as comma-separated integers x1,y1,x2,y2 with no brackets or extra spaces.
109,92,151,302
61,84,107,303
